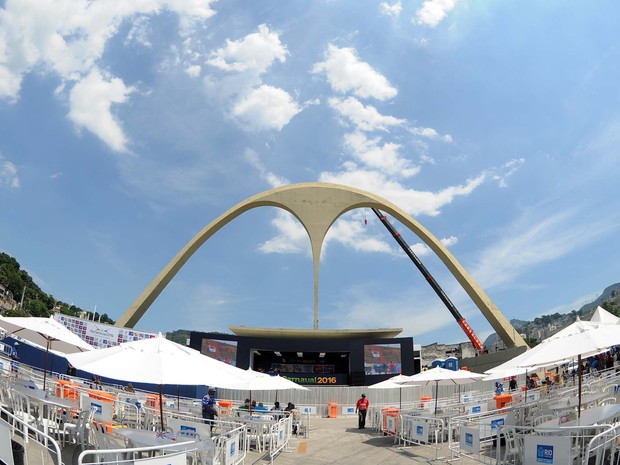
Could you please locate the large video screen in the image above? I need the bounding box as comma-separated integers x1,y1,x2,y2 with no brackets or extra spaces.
364,343,402,375
201,339,237,366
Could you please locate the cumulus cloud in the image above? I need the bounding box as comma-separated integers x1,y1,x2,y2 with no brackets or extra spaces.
343,132,420,177
232,85,302,131
0,154,19,189
380,2,403,17
415,0,460,28
0,0,217,150
207,24,288,74
68,68,135,153
329,97,405,132
319,168,485,217
312,44,397,100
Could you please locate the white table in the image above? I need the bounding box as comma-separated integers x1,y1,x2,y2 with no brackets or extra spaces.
114,428,214,454
547,392,606,411
536,404,620,431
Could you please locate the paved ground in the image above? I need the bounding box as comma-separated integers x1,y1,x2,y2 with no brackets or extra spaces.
247,417,481,465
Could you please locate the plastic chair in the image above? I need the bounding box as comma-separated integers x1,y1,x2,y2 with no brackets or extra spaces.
501,426,521,465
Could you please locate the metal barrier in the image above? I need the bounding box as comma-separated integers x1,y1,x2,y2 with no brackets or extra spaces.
0,405,62,465
268,414,293,463
397,413,447,460
584,422,620,465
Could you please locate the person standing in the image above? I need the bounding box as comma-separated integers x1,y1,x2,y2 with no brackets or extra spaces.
201,388,219,431
356,393,369,429
10,342,19,373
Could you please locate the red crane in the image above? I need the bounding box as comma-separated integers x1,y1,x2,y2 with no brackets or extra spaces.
371,208,485,352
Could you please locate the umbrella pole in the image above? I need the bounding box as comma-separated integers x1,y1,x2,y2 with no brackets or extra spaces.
177,386,180,412
399,387,402,410
434,382,438,415
43,340,50,391
578,354,582,419
159,385,165,431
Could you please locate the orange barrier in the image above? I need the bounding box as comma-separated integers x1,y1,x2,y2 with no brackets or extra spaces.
328,402,338,418
494,393,512,410
56,379,80,402
381,407,399,435
146,393,165,408
218,400,233,415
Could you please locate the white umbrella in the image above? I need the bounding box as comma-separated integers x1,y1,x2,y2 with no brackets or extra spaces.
398,367,486,414
235,368,309,409
67,333,251,429
368,374,418,409
0,315,93,389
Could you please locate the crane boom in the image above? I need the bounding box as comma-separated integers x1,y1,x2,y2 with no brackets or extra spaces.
371,208,485,351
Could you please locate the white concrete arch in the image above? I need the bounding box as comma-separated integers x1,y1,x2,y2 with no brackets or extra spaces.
115,182,526,348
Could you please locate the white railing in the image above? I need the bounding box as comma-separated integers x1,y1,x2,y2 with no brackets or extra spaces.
0,405,62,465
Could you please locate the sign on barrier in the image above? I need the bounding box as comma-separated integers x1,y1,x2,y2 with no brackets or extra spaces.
225,433,241,465
459,426,480,453
468,403,487,414
524,435,572,464
276,422,285,448
342,405,356,415
385,415,397,435
299,405,316,415
411,420,429,444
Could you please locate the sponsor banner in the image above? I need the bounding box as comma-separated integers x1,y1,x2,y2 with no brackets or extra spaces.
225,434,241,465
342,405,356,415
460,426,480,453
411,420,428,444
280,373,348,385
524,435,572,464
299,405,316,415
54,314,158,349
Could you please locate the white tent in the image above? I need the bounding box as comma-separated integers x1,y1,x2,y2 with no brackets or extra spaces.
67,333,251,429
590,306,620,324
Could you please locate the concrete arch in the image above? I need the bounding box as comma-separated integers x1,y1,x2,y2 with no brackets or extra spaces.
115,182,527,348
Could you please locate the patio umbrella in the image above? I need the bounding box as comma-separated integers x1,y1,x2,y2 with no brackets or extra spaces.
397,367,485,414
512,321,620,416
368,374,418,409
0,315,93,389
66,333,251,430
235,368,309,409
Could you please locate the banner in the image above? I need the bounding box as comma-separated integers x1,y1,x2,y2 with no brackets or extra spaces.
54,314,158,349
459,426,480,453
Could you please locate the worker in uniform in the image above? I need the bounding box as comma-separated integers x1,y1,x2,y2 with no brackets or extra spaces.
355,393,369,429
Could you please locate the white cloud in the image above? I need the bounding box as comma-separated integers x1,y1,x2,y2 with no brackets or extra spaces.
258,211,309,254
0,153,19,189
125,15,152,47
312,44,397,101
207,24,288,74
244,148,289,188
471,209,617,291
232,85,301,131
380,2,403,17
68,68,135,153
329,97,405,132
343,132,420,177
415,0,460,28
490,158,525,188
319,168,485,217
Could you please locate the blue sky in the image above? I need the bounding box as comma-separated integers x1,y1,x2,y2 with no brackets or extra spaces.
1,0,619,346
